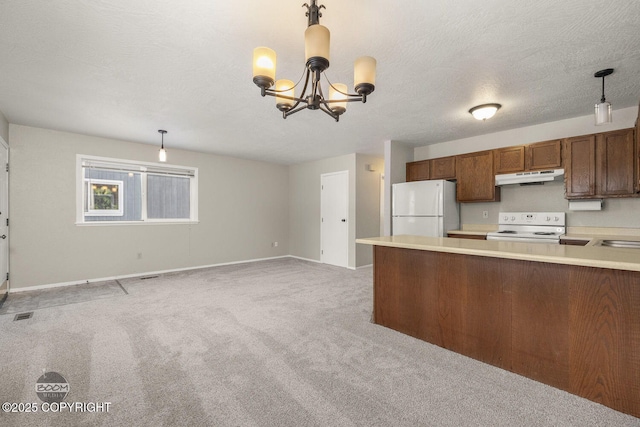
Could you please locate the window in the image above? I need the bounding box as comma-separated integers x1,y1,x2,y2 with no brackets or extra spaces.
85,178,123,216
76,155,198,224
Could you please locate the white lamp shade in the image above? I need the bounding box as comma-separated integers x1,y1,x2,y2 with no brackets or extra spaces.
305,24,330,62
354,56,376,87
329,83,348,112
275,79,295,108
158,148,167,162
253,47,276,82
595,101,612,125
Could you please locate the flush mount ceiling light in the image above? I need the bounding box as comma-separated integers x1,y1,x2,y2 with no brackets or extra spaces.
594,68,614,125
158,130,167,162
469,103,502,121
252,0,376,122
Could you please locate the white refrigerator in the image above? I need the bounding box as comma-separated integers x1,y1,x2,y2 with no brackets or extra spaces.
392,180,459,237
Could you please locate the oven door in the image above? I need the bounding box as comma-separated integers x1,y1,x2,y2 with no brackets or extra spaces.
486,235,560,244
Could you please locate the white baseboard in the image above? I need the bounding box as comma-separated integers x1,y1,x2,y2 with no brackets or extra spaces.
9,255,291,293
288,255,322,264
356,263,373,269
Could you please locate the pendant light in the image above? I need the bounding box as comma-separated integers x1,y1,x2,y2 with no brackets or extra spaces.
158,130,167,162
594,68,613,125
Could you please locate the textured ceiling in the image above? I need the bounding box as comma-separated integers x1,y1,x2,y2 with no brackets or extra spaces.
1,0,639,164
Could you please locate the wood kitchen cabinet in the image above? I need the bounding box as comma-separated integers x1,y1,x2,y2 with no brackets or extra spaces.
526,139,563,170
564,134,596,198
596,128,636,196
494,146,525,174
494,140,563,174
406,156,456,181
372,244,640,417
406,159,430,182
564,128,637,199
429,156,456,180
456,151,501,202
447,232,486,240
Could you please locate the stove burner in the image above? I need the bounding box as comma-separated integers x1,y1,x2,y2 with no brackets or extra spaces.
497,230,517,234
534,232,556,236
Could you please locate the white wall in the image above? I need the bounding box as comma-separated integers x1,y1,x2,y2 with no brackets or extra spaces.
9,125,290,289
0,110,8,143
412,106,640,229
383,140,413,236
415,107,638,159
355,154,384,266
289,154,355,266
288,153,384,268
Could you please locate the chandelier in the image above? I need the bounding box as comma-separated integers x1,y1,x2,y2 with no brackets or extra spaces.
252,0,376,121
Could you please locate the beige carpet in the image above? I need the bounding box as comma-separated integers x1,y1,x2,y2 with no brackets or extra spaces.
0,258,638,426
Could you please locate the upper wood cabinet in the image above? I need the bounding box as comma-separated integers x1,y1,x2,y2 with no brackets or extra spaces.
494,146,525,174
406,156,456,181
564,134,597,198
429,156,456,180
596,129,636,196
564,128,637,199
456,151,501,202
494,139,562,175
526,139,563,170
406,159,429,182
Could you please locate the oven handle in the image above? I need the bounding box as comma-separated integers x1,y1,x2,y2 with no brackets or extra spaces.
487,235,560,244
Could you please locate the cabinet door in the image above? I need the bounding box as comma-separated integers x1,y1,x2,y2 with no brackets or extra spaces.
596,129,636,196
494,146,525,174
429,156,456,180
406,160,430,182
564,135,596,198
526,139,562,171
456,151,500,202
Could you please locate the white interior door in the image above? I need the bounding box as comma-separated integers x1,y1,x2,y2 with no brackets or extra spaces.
321,171,349,268
0,138,8,295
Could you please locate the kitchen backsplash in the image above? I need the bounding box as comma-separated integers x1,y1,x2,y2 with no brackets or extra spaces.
460,180,640,228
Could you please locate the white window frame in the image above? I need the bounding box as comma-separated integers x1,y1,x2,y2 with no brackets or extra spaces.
76,154,199,225
85,178,124,216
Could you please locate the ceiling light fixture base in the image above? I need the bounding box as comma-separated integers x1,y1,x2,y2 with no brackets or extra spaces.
469,103,502,121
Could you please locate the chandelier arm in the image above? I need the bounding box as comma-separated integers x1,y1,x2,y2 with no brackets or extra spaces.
262,91,306,103
318,104,339,122
283,105,309,118
323,72,366,97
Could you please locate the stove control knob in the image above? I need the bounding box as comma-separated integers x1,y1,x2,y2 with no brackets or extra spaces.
554,216,560,222
546,216,551,221
510,216,516,221
503,216,509,221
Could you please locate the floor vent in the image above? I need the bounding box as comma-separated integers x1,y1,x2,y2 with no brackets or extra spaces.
14,312,34,321
140,275,160,280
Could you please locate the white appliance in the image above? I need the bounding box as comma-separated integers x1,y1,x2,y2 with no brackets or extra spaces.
495,169,564,186
392,180,459,237
486,212,566,244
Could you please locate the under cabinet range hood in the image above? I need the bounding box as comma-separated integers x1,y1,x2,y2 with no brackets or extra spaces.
495,169,564,186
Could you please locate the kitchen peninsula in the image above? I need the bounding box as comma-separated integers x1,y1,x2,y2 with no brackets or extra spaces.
357,235,640,418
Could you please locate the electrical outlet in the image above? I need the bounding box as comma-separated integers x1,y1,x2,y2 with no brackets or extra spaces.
272,242,278,247
482,211,489,219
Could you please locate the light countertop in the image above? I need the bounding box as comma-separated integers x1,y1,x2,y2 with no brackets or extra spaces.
356,235,640,272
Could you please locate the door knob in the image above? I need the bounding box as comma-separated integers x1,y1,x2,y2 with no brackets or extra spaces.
0,235,6,239
341,219,346,222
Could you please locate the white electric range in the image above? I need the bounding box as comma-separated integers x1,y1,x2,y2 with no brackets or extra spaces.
486,212,566,244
